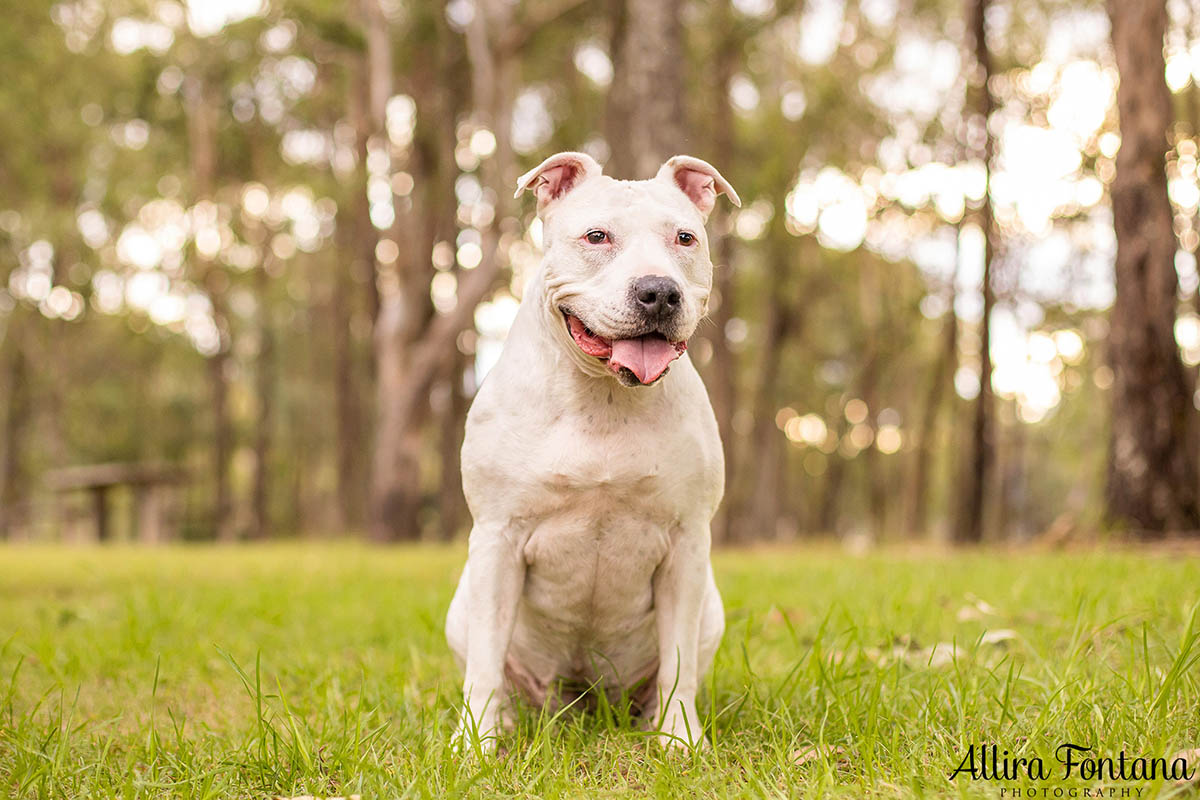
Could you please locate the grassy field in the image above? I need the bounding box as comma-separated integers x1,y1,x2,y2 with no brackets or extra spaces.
1,543,1199,799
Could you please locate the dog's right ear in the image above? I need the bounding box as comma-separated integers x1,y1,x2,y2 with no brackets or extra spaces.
656,155,741,220
514,152,603,214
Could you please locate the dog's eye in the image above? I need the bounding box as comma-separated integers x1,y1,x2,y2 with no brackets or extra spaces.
585,229,608,245
677,231,696,246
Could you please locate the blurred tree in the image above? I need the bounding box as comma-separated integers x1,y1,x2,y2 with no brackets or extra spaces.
705,0,739,545
0,0,1184,546
605,0,685,179
1105,0,1200,533
741,208,804,541
955,0,998,544
907,231,959,537
183,68,235,541
0,338,30,538
331,5,374,533
369,0,486,540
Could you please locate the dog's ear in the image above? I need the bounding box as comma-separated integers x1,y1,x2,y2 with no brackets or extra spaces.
656,155,741,219
514,151,603,213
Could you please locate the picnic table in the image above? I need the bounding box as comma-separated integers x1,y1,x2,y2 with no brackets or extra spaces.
45,462,186,543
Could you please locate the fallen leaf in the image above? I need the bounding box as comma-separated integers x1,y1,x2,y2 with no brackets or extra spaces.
1170,749,1200,785
793,744,848,768
864,639,961,669
956,596,999,622
980,629,1019,646
921,642,961,668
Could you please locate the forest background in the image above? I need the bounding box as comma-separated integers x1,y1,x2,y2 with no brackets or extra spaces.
3,0,1200,547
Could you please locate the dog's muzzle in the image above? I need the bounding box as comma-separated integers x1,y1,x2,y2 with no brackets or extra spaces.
562,312,687,386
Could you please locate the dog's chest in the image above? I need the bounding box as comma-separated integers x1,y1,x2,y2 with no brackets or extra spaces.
464,373,716,634
514,427,681,631
520,490,673,635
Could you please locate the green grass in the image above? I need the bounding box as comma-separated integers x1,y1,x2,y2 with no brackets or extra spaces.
1,543,1199,799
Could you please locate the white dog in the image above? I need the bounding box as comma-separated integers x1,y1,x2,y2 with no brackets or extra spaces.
445,151,740,751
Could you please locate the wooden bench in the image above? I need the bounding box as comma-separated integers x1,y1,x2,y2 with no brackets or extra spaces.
45,462,187,543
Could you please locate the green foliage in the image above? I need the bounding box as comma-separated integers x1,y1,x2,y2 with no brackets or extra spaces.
0,0,1187,541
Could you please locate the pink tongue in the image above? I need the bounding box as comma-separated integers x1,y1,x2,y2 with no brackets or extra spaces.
609,336,682,384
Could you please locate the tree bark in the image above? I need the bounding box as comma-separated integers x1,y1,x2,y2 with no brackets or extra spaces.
907,254,959,537
185,70,234,542
369,0,500,540
438,354,469,541
1184,3,1200,503
741,282,789,541
706,0,739,545
206,306,233,541
605,0,687,179
738,224,801,542
817,416,849,534
323,38,377,533
365,0,423,541
251,252,274,540
1105,0,1200,533
857,265,888,538
0,329,29,539
333,172,367,531
954,0,997,544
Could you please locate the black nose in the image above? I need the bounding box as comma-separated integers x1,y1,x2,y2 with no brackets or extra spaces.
632,275,683,319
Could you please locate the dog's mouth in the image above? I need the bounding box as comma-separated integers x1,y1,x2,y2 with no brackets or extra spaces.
562,311,687,386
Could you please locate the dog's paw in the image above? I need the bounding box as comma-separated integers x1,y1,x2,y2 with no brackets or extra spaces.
655,730,707,752
652,701,707,752
451,711,501,756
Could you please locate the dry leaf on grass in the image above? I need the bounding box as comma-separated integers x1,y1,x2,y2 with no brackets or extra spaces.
793,744,849,768
865,630,1016,669
274,795,361,800
1171,749,1200,785
956,596,1000,622
979,628,1019,646
921,642,962,668
865,641,962,668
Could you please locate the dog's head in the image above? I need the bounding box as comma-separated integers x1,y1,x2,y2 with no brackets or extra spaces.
515,152,740,387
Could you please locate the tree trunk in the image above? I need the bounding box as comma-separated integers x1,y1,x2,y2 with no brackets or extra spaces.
1105,0,1200,533
857,261,888,538
741,290,788,541
0,331,29,539
364,0,423,541
326,42,376,533
438,354,469,541
605,0,686,179
707,0,739,545
739,226,799,542
1177,0,1200,515
819,346,881,536
907,256,959,537
251,253,274,540
997,405,1028,539
185,70,234,542
955,0,997,544
333,184,367,531
206,324,233,541
817,417,849,534
369,0,497,540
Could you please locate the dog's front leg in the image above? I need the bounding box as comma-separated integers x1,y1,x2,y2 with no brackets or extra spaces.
652,524,711,750
455,525,524,753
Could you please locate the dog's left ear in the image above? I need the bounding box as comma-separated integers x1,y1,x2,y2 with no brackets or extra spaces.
656,155,741,220
514,151,603,214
